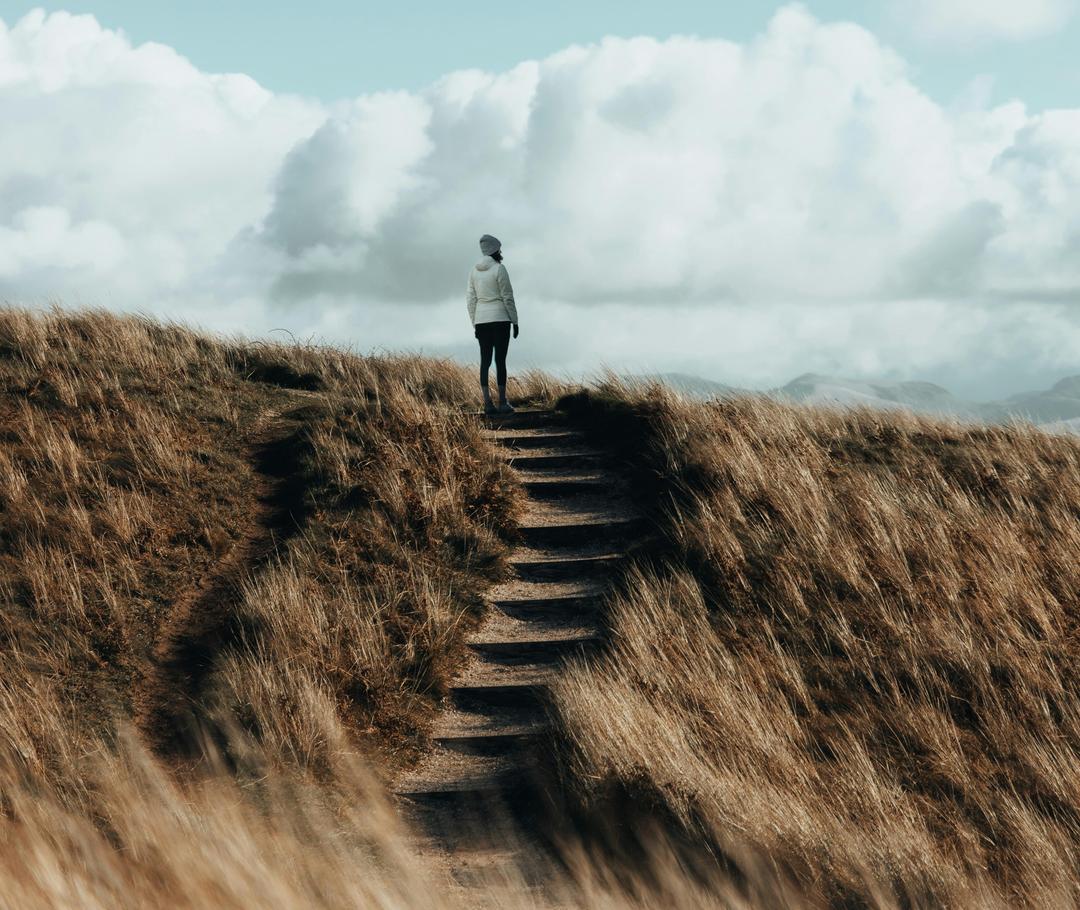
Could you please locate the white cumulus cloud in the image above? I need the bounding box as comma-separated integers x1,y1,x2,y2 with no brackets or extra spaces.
900,0,1076,43
1,5,1079,397
0,8,325,306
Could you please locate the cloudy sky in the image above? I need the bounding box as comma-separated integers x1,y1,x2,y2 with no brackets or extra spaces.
1,2,1079,398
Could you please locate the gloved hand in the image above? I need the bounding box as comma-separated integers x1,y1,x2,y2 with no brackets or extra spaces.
512,324,519,339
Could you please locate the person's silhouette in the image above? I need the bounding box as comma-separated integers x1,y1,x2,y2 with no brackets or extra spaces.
467,234,519,414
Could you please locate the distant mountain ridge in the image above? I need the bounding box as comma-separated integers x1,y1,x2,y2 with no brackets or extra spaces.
640,371,1080,430
988,376,1080,424
778,373,965,416
626,372,743,399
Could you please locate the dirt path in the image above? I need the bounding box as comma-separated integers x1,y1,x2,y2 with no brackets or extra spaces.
395,408,644,894
136,404,315,757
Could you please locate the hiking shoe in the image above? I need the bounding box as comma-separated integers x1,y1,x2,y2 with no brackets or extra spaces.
484,401,498,415
497,401,515,414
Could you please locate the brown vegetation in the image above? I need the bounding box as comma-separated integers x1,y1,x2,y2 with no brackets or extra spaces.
554,381,1080,907
0,309,774,908
0,306,565,904
0,306,560,771
5,307,1080,907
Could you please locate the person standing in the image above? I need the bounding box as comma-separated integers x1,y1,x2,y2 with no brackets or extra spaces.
466,234,519,414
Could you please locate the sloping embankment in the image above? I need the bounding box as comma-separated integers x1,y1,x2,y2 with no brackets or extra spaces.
550,382,1080,907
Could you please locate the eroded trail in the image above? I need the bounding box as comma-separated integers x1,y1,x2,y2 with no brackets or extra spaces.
136,405,315,756
395,408,644,892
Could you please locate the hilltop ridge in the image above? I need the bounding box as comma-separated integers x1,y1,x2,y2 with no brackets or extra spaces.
645,369,1080,427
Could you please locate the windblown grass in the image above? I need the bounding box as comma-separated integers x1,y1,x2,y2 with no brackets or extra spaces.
7,307,1080,907
0,307,784,909
0,305,548,829
554,380,1080,907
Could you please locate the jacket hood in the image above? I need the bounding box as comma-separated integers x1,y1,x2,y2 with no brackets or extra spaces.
475,255,497,271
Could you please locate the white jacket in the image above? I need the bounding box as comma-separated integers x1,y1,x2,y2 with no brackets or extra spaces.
467,256,518,326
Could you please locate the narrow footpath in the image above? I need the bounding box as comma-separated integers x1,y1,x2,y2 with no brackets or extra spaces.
395,407,644,891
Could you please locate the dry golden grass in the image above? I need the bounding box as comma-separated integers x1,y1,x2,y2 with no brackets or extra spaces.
0,307,553,871
8,307,1080,907
0,705,803,910
0,307,781,909
554,380,1080,907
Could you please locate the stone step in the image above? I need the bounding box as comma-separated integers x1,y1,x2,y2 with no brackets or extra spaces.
395,742,533,816
518,517,646,549
492,593,604,620
435,725,547,756
394,780,523,843
395,743,530,805
396,771,513,798
482,410,560,431
520,475,610,499
397,790,539,855
430,702,548,757
511,553,621,581
451,680,550,710
468,633,600,663
472,606,600,639
494,431,584,451
504,450,605,470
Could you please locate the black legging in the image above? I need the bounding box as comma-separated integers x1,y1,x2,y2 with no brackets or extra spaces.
476,321,511,387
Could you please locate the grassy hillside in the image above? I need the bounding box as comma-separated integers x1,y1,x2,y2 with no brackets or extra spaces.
0,307,564,767
5,307,1080,907
0,306,570,906
554,382,1080,907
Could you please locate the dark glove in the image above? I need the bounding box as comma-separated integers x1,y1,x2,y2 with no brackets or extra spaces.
512,324,519,339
